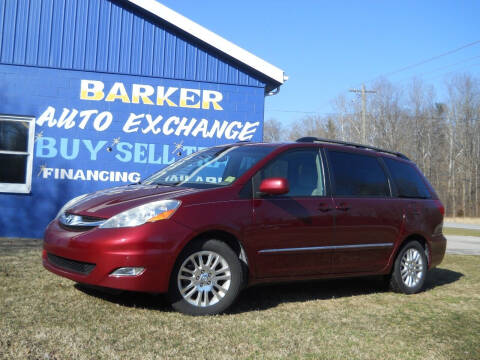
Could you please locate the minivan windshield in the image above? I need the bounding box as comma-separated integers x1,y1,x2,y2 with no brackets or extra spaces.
142,145,274,189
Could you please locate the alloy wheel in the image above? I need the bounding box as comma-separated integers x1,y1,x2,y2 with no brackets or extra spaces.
177,250,232,307
400,248,424,288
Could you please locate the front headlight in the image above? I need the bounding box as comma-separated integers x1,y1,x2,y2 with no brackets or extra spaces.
99,200,181,229
55,194,88,219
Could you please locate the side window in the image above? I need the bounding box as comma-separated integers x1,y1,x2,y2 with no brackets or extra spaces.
254,149,325,197
328,151,389,197
0,115,36,194
384,158,431,198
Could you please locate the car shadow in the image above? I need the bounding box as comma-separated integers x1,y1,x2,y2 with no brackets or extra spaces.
74,267,463,314
230,267,464,314
423,267,464,290
74,283,173,312
230,276,390,314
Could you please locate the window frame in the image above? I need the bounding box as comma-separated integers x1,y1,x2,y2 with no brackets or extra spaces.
325,148,392,198
0,114,36,194
251,147,328,199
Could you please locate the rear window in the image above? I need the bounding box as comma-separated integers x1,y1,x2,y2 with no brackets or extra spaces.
383,158,431,199
328,151,389,197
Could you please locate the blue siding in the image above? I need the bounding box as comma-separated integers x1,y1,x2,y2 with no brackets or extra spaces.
141,20,154,76
73,0,88,69
84,0,100,71
130,15,144,74
1,0,15,63
13,0,29,64
25,0,41,65
0,0,266,88
37,0,54,67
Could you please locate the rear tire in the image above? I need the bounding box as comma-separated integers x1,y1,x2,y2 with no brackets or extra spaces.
167,239,243,315
389,240,427,294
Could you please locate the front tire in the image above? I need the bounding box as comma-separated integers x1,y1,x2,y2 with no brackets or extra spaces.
389,240,427,294
168,239,243,315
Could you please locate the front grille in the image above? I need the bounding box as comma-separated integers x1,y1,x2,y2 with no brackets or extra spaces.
59,223,96,232
47,253,95,275
58,212,105,231
78,214,104,222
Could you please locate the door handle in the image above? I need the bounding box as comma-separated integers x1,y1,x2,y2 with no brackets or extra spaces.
336,202,350,211
318,203,333,212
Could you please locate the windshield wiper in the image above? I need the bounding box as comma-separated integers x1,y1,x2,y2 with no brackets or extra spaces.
152,181,179,186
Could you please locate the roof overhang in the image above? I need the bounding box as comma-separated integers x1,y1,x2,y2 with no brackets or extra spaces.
126,0,286,87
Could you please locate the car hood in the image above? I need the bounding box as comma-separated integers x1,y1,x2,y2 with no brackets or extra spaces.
68,184,201,218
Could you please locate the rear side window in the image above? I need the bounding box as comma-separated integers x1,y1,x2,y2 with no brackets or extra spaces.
384,158,431,198
328,151,389,197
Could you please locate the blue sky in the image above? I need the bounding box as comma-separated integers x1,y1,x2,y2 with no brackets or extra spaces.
159,1,480,125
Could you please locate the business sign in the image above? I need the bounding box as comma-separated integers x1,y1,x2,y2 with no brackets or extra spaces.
0,65,265,237
29,69,264,187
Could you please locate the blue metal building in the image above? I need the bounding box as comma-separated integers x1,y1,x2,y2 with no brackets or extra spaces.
0,0,286,238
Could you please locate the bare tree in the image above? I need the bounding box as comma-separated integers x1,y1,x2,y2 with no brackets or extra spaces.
287,115,339,141
263,118,284,142
282,72,480,216
445,74,480,216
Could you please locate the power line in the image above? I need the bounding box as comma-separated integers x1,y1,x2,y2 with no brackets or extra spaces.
266,109,318,114
265,109,338,116
266,53,480,117
383,40,480,76
420,61,480,83
397,55,480,81
358,39,480,86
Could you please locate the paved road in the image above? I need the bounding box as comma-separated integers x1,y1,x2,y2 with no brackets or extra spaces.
444,222,480,230
445,235,480,255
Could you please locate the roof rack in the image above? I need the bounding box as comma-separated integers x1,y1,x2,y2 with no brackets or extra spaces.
296,137,410,160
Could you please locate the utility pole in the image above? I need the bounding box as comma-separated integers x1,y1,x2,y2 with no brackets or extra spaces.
349,84,376,143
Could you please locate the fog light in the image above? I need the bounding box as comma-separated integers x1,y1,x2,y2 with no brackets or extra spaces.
110,267,145,277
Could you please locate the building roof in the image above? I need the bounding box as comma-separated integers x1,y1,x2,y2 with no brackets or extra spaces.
126,0,287,88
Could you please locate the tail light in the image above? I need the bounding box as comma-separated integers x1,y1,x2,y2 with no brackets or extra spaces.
434,200,445,216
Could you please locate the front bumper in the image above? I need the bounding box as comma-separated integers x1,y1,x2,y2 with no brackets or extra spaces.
43,219,191,293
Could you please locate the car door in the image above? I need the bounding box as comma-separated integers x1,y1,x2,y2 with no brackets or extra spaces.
326,150,402,274
247,148,336,278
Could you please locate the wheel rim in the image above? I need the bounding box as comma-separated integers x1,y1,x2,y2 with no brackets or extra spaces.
177,250,231,307
400,248,424,288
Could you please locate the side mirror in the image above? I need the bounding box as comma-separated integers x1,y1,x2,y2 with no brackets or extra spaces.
259,177,289,196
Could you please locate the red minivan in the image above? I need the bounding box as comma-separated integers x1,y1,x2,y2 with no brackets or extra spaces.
43,137,447,315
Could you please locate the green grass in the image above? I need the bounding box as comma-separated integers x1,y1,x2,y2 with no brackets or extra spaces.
443,227,480,237
1,240,480,359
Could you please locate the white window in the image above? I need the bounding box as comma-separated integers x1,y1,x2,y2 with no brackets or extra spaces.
0,115,36,194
